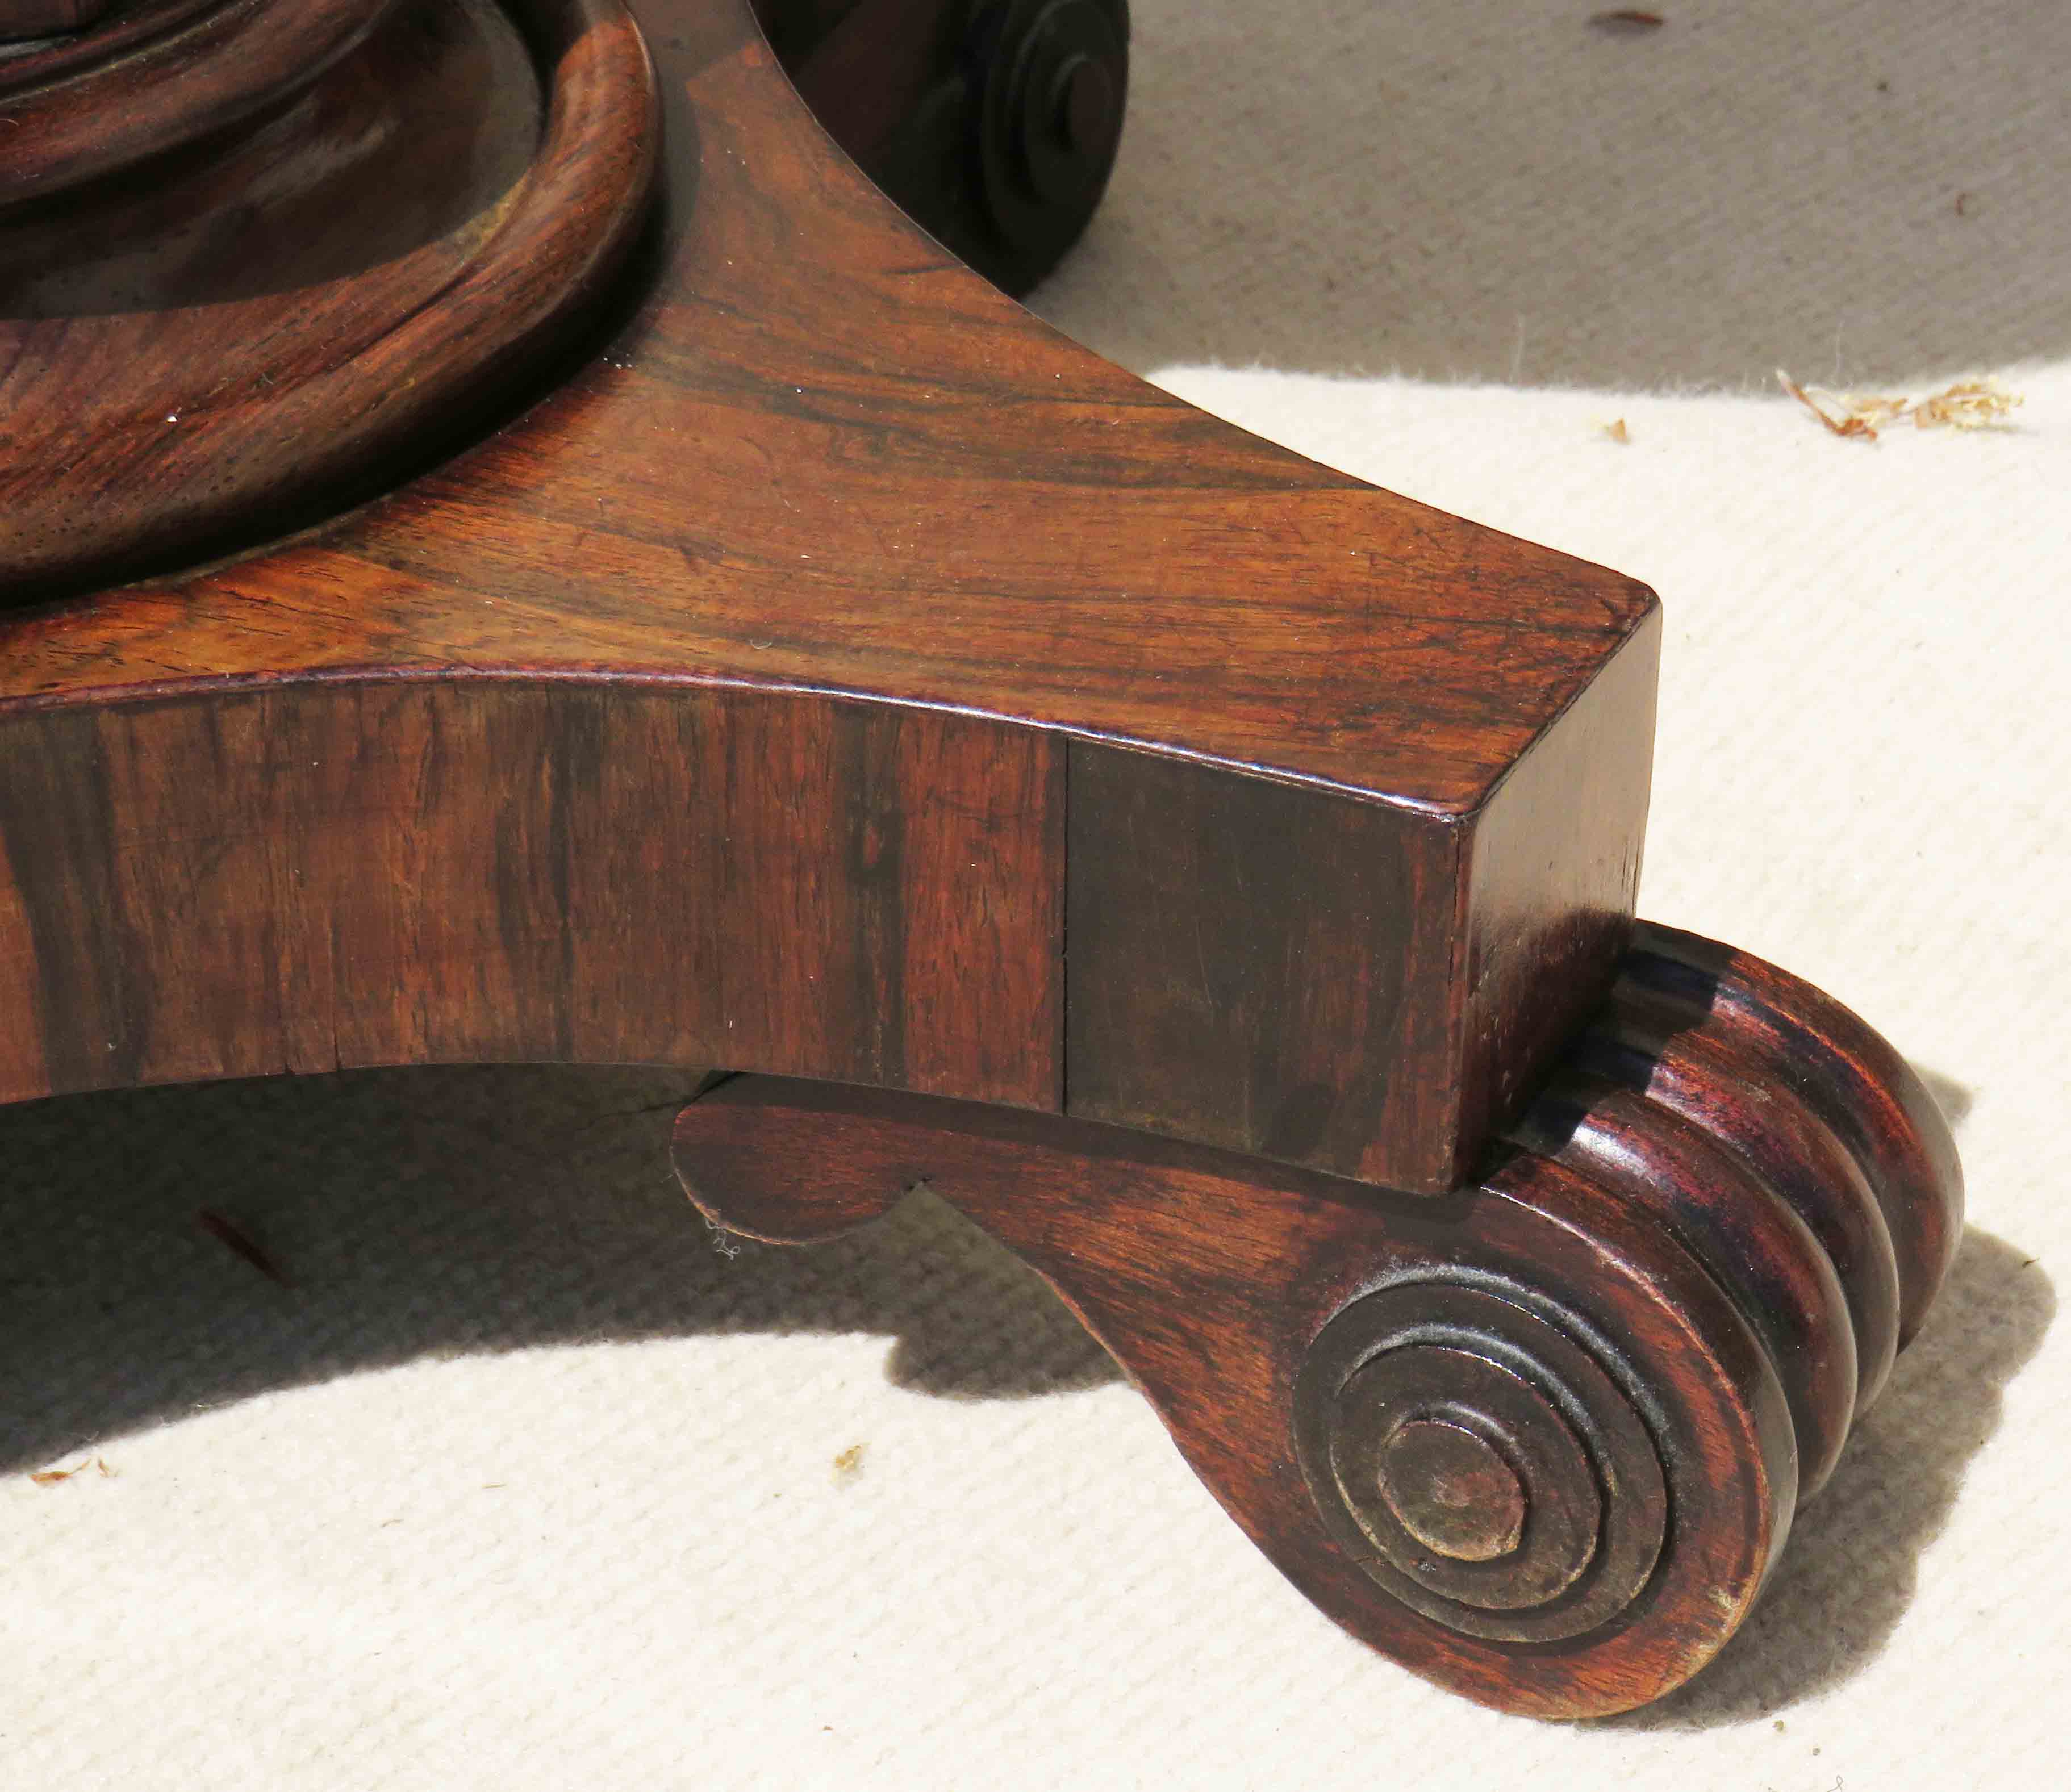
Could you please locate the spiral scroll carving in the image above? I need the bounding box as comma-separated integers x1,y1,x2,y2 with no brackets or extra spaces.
671,913,1963,1712
1295,921,1964,1663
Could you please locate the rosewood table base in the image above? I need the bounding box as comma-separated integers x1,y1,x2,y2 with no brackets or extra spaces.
0,0,1965,1722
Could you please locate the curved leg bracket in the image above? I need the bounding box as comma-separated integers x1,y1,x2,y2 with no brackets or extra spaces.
670,925,1961,1719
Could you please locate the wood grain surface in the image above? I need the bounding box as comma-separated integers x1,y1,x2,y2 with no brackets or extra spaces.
0,0,1972,1724
1,0,1656,1188
0,686,1063,1109
1067,617,1655,1184
0,0,403,203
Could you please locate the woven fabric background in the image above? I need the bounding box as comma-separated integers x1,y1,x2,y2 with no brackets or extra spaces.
5,2,2066,1784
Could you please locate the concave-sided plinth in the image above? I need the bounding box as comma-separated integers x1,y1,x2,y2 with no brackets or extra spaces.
1,0,1655,1197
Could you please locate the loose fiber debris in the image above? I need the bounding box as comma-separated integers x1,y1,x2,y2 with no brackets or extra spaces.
1776,369,2022,440
30,1457,114,1487
1910,380,2023,429
1590,10,1666,31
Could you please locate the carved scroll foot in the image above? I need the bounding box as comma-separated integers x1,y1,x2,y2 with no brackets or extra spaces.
669,925,1961,1719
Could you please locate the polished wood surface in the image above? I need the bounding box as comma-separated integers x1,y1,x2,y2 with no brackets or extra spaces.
1615,921,1964,1345
1066,638,1655,1185
0,685,1063,1105
0,0,1655,1192
0,0,1647,806
0,0,658,594
678,1073,1786,1722
0,0,401,202
671,923,1961,1718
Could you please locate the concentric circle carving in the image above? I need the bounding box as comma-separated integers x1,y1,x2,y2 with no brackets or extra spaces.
1295,1277,1665,1643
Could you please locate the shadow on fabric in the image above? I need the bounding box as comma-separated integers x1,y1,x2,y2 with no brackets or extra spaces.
0,1062,1120,1493
1,1061,2045,1725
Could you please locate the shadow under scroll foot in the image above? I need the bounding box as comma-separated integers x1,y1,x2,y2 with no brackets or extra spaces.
0,1063,1116,1479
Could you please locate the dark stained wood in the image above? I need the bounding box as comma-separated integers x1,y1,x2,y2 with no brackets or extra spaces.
0,685,1062,1109
1575,985,1905,1414
0,0,1656,1192
1064,745,1456,1186
0,0,658,595
745,0,854,59
0,0,1649,805
1066,615,1655,1192
1374,1418,1528,1564
0,0,402,203
754,0,1131,296
1451,621,1658,1164
771,0,954,169
1514,1070,1859,1498
0,0,111,44
669,916,1963,1717
1619,920,1964,1345
2,3,212,74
